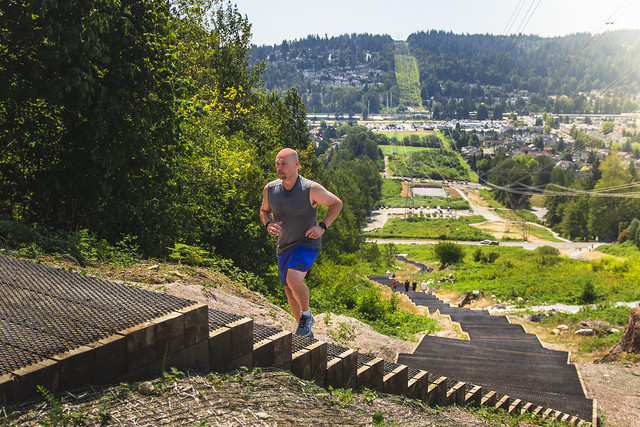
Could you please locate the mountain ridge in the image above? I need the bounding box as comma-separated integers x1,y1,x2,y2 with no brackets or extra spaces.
251,30,640,117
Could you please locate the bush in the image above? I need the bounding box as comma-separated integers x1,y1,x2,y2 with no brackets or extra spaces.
472,248,499,263
0,221,140,266
534,245,561,266
535,246,560,256
168,243,214,266
433,242,463,267
0,220,38,247
356,288,387,321
579,277,600,304
472,247,483,262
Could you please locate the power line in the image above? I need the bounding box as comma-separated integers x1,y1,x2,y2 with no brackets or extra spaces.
489,0,528,61
495,0,542,66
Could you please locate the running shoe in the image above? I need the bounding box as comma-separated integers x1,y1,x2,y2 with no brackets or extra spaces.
296,312,315,337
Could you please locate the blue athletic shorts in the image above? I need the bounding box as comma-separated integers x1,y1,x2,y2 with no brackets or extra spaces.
277,246,319,286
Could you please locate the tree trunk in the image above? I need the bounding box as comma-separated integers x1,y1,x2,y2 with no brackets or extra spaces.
599,305,640,362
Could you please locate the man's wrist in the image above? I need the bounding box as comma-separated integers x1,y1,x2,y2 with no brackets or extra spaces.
265,221,271,229
318,221,327,230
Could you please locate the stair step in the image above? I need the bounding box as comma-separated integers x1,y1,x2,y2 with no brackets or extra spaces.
291,335,327,385
252,324,291,369
493,385,594,422
406,367,430,400
207,308,253,371
414,335,558,355
382,360,408,395
397,353,587,397
355,352,384,391
291,334,326,384
410,340,569,364
326,343,357,388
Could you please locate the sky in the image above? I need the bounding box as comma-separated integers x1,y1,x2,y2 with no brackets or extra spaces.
232,0,640,46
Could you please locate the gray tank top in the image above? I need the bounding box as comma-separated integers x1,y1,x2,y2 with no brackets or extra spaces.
267,175,321,255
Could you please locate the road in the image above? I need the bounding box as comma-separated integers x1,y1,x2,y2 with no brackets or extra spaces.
365,237,602,257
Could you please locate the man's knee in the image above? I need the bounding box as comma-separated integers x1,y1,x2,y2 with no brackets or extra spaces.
285,269,307,288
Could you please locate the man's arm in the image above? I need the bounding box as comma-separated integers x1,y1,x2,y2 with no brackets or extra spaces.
260,184,281,237
260,185,272,225
308,183,342,237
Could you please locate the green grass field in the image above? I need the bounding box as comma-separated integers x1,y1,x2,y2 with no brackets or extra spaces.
378,176,470,209
378,143,432,155
396,243,640,306
394,41,422,109
366,215,493,241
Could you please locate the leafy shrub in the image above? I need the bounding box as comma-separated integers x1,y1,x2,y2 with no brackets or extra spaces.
0,221,140,266
110,235,140,266
65,229,139,266
356,288,388,321
485,252,499,263
0,220,38,246
535,246,560,256
534,245,561,266
472,247,483,262
579,277,600,304
168,243,214,266
308,259,438,340
433,242,463,267
472,248,499,263
598,241,639,257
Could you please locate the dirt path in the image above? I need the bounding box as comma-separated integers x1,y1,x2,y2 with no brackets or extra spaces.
472,221,551,243
578,362,640,427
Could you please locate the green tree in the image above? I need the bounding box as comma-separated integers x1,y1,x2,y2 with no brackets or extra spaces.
1,0,180,252
602,121,615,135
476,103,489,120
166,2,313,269
561,197,590,240
624,218,640,245
433,242,463,268
543,184,567,229
488,152,534,209
588,153,639,241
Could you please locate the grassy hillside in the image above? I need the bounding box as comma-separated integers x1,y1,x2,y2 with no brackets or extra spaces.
394,41,422,109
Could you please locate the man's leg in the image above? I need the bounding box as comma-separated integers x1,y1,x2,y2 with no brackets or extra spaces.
284,281,302,323
285,268,310,319
285,268,315,337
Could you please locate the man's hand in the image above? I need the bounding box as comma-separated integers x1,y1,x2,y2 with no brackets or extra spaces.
267,221,282,237
305,224,325,240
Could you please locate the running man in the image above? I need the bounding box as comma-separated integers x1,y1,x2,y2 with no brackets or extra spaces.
260,148,342,337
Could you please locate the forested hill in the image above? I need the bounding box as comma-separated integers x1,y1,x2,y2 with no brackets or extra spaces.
250,30,640,117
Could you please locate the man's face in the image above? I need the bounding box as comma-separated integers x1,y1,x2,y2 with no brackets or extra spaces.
275,152,298,180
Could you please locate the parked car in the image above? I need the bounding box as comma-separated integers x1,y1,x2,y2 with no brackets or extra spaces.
480,240,499,245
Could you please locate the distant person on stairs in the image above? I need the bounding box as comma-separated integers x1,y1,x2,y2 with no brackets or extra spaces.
260,148,342,338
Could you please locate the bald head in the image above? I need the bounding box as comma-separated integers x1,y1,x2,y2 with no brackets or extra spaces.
277,148,298,162
275,148,300,184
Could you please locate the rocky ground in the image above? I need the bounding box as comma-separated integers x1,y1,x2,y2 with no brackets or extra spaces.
6,368,512,426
